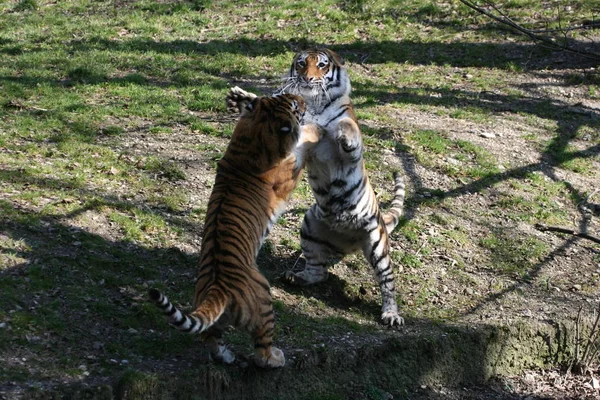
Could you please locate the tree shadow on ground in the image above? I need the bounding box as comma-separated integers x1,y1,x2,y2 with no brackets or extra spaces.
361,85,599,317
2,35,599,398
0,201,572,400
2,36,598,94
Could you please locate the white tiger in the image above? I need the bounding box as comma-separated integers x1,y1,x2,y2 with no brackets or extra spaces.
226,48,406,327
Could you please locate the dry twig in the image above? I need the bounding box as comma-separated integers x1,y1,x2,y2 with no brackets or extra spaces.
534,224,600,245
458,0,600,61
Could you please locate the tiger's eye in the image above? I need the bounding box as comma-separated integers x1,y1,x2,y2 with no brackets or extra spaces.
297,60,306,68
317,61,328,69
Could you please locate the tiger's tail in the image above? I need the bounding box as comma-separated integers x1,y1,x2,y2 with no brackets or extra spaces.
382,172,406,235
148,288,226,334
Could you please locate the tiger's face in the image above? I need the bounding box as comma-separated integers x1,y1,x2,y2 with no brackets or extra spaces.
230,94,306,169
293,50,340,87
280,48,350,112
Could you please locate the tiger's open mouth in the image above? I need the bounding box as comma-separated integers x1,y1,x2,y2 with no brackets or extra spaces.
299,80,323,90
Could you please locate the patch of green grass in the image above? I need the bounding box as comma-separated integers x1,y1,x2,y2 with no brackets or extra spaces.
140,156,186,181
391,250,423,269
13,0,38,12
107,209,174,244
406,130,500,180
280,237,301,251
410,129,452,155
395,220,420,243
479,231,548,279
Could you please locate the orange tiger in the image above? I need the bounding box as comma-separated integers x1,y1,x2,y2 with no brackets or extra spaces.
149,94,322,368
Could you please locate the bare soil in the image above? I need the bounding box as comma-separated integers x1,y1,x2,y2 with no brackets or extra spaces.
1,53,599,399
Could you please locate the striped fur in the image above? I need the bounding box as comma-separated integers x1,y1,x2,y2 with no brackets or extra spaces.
150,94,322,368
226,48,406,327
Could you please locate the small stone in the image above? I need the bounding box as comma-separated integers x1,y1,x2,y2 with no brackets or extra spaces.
127,328,138,334
479,132,496,139
572,284,582,291
464,288,474,295
0,322,6,329
120,359,129,365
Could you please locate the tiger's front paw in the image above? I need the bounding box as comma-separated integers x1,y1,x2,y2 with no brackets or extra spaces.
381,311,404,328
254,346,285,368
226,86,256,114
334,117,361,152
338,133,360,153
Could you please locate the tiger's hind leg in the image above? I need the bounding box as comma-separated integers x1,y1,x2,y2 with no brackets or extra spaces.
251,301,285,368
283,206,342,286
252,318,285,368
201,327,236,364
226,86,257,114
243,270,285,368
363,223,404,327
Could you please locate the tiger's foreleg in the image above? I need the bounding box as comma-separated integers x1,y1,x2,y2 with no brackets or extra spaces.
293,123,324,172
363,225,404,327
334,117,363,162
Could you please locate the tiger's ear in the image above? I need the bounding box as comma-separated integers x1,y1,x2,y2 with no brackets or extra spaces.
326,49,345,66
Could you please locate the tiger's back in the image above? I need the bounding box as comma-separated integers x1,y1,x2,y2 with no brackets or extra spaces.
149,94,322,368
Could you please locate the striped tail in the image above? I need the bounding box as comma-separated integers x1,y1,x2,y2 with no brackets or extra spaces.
382,172,406,235
148,288,223,334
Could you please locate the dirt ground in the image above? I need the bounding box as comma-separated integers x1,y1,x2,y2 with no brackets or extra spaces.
100,52,599,398
1,46,599,399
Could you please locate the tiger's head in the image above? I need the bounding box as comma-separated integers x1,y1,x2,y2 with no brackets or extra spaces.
280,48,351,109
226,94,306,172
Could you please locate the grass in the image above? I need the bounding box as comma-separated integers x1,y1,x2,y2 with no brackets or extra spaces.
1,0,599,398
479,231,549,279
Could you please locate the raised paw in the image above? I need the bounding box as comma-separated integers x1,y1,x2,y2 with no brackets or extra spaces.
338,134,359,153
254,346,285,368
334,117,361,153
381,311,404,328
225,86,256,114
